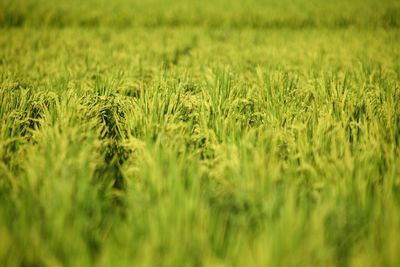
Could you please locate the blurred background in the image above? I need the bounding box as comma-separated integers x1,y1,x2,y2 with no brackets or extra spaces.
1,0,399,29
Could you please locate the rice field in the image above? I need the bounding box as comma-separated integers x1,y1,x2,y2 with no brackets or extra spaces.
0,1,399,266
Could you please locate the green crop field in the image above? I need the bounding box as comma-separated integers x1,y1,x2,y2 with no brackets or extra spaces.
0,0,399,266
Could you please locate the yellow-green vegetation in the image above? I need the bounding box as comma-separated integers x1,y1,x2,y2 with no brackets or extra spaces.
0,0,399,266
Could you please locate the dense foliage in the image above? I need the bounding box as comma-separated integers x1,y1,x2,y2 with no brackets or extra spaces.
0,1,399,266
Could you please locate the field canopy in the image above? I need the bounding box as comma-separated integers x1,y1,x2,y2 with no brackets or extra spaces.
0,1,399,267
1,0,399,28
